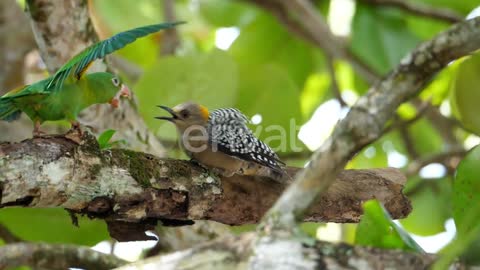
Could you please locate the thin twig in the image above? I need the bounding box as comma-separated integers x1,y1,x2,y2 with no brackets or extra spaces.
326,56,348,107
406,148,467,177
399,124,420,160
160,0,180,55
359,0,463,23
383,98,430,133
0,223,22,243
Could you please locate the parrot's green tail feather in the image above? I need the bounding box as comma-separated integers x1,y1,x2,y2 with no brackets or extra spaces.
0,99,21,122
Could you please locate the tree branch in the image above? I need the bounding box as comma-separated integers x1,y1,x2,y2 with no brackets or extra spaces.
0,133,410,240
262,17,480,230
160,0,180,55
24,0,166,156
0,242,126,270
406,148,467,177
326,56,348,107
358,0,463,23
114,233,464,270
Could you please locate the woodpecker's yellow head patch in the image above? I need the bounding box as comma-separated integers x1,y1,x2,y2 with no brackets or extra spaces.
198,105,210,120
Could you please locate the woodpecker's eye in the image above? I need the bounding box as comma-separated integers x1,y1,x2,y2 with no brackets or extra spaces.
111,77,120,87
180,109,189,118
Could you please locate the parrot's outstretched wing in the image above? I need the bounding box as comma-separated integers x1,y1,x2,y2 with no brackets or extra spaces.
46,21,185,91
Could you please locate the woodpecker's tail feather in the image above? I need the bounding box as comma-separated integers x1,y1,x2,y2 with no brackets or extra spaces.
0,99,21,122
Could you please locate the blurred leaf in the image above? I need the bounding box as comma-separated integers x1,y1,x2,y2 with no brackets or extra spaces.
347,142,388,169
90,0,164,68
400,177,452,236
300,72,330,119
355,200,423,252
0,208,108,245
419,67,454,106
229,13,317,88
199,0,258,27
433,145,480,268
135,49,238,140
350,4,420,75
91,0,163,33
453,145,480,235
450,52,480,135
406,15,449,40
415,0,479,15
300,222,322,238
230,224,255,235
408,119,443,155
235,64,304,152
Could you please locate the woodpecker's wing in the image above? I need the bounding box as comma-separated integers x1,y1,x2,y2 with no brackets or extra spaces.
46,21,184,91
207,108,285,172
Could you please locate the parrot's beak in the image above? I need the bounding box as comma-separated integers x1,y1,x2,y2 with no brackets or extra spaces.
155,105,177,122
120,84,131,99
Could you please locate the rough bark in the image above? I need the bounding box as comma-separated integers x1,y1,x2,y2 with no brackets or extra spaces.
0,133,410,240
23,0,166,156
0,242,126,270
115,233,462,270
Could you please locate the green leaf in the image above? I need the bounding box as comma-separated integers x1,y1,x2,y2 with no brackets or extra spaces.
234,64,304,152
347,142,388,169
90,0,164,68
406,15,449,40
355,200,423,252
400,177,452,236
0,208,109,245
229,13,317,88
135,49,238,140
453,145,480,235
415,0,479,15
199,0,258,27
97,129,116,149
300,72,330,119
419,67,454,105
433,146,480,268
350,4,420,75
408,119,443,155
450,52,480,135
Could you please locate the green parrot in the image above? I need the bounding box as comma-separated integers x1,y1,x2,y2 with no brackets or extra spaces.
0,21,184,136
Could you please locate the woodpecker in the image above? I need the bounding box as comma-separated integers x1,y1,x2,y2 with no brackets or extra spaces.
156,102,287,182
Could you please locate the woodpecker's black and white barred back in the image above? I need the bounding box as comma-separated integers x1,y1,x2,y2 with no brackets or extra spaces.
207,108,285,173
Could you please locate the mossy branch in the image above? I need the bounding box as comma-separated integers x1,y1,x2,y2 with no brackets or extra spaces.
0,133,410,241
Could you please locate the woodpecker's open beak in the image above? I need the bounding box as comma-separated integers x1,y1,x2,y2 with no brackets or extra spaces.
120,84,131,99
155,105,177,122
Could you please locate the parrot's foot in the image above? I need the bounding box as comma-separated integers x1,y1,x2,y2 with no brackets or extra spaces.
32,130,47,137
32,122,47,137
69,121,83,136
65,121,84,144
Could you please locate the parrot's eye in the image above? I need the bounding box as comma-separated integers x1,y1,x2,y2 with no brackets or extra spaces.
180,109,189,119
111,77,120,87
